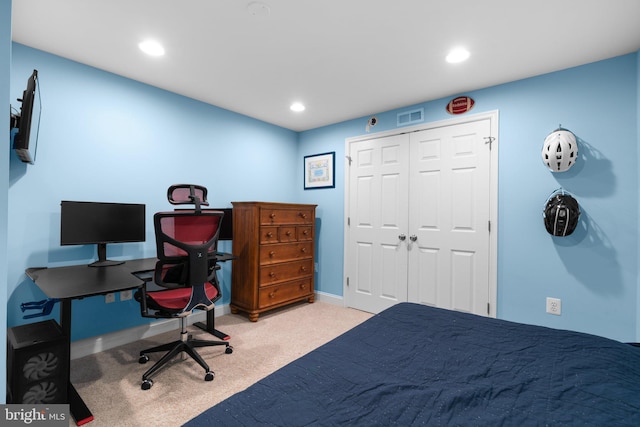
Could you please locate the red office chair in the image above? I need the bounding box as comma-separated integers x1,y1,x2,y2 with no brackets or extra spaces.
135,184,232,390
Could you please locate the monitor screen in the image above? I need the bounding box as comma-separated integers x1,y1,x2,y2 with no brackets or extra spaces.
212,208,233,241
60,201,146,267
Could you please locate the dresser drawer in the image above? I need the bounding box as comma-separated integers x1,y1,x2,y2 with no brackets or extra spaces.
259,242,313,265
260,208,314,225
278,226,297,242
260,226,279,244
259,259,313,286
297,226,313,241
258,279,313,308
261,226,306,244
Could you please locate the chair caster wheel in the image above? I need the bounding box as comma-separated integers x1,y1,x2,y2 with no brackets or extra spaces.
205,371,215,381
141,379,153,390
225,346,233,354
139,354,149,364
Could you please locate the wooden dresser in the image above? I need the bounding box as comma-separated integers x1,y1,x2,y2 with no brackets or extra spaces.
230,202,317,321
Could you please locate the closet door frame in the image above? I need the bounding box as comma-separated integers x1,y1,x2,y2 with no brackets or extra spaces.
343,110,499,317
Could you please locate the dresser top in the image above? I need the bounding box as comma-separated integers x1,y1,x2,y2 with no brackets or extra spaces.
231,201,317,208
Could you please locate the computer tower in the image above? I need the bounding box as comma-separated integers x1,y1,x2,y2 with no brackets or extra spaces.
6,320,68,404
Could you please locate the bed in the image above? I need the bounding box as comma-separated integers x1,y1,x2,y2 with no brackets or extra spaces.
185,302,640,426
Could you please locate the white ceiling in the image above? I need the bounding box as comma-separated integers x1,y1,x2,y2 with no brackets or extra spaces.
11,0,640,132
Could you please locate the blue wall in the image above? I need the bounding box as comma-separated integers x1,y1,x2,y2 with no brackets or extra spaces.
1,0,12,405
4,36,639,346
8,43,298,341
298,53,639,342
637,50,640,339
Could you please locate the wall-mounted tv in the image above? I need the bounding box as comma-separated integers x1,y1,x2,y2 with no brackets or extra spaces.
12,69,41,164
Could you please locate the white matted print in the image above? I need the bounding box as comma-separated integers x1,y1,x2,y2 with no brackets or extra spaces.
304,152,335,189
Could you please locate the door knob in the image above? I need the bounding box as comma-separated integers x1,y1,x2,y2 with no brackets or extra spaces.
410,235,417,242
399,234,406,241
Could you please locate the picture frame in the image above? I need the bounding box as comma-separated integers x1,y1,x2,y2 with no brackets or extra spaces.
304,151,335,190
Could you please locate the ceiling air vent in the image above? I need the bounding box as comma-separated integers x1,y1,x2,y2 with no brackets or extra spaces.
397,108,424,127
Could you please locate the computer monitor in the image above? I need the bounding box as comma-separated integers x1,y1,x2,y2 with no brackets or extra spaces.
212,208,233,241
60,201,146,267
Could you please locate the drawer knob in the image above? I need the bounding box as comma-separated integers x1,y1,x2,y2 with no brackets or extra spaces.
269,272,275,277
269,291,276,298
269,251,275,257
300,247,306,253
286,231,292,236
302,230,309,235
300,266,307,272
300,284,306,289
299,212,307,219
270,213,276,219
266,232,273,238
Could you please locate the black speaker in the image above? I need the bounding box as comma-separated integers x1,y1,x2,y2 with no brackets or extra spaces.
7,320,68,404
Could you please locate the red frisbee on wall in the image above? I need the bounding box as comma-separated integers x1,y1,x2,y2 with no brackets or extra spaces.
446,96,475,115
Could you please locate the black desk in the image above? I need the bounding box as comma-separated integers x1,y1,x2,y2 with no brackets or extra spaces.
25,254,233,425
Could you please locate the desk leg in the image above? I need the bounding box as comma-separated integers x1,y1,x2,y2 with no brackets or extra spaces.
194,310,230,341
60,299,94,426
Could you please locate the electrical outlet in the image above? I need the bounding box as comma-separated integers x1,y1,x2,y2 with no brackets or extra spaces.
120,290,133,301
546,297,561,315
105,293,115,304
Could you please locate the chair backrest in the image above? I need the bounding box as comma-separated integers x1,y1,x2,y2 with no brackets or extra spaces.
154,210,223,289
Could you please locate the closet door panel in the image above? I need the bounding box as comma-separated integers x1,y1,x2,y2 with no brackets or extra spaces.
346,134,409,313
408,119,491,315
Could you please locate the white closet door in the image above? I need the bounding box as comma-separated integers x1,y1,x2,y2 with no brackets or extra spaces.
345,134,409,314
407,119,491,315
345,114,495,317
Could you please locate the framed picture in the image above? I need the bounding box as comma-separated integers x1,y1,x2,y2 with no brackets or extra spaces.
304,151,335,190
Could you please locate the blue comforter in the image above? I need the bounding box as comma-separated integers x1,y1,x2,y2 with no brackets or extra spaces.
185,303,640,426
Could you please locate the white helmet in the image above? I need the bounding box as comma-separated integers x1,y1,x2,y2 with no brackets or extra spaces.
542,128,578,172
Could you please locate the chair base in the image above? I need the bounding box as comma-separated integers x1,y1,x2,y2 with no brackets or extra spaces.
193,309,231,341
138,324,232,390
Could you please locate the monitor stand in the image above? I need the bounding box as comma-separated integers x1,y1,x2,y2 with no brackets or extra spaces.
89,243,124,267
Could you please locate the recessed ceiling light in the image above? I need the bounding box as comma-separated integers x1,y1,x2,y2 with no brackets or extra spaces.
290,102,305,112
139,40,165,57
446,47,470,64
247,1,271,17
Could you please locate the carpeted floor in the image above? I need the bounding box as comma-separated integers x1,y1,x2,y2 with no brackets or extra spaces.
69,301,372,427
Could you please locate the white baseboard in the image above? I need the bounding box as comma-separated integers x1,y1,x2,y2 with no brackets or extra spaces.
70,304,230,360
314,291,344,306
70,293,343,360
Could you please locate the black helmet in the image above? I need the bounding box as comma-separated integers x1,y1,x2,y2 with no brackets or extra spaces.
543,190,580,236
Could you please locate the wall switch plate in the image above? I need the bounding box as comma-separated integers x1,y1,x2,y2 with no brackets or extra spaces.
120,290,133,301
546,297,561,315
105,293,115,304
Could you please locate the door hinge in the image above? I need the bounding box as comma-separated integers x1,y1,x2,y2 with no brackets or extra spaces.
346,277,350,287
488,220,491,232
487,302,490,315
348,217,350,226
484,136,495,150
